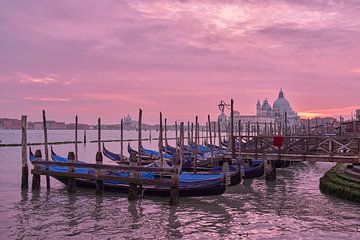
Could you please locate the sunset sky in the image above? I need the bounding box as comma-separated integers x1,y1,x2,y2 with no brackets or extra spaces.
0,0,359,124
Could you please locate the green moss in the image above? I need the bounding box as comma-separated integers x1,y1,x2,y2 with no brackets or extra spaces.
319,164,360,203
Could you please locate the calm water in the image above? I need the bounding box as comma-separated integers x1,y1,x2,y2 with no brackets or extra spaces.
0,130,359,239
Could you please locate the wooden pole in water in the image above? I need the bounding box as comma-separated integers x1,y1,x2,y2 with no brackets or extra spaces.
98,118,101,152
187,122,190,145
164,118,168,152
231,99,235,160
159,112,164,170
42,110,50,189
169,151,180,205
179,122,184,170
32,150,41,190
205,123,209,144
213,122,216,146
75,115,78,161
128,152,138,200
191,122,194,144
138,109,142,166
21,115,28,189
175,121,178,152
83,130,87,144
67,151,76,193
256,121,259,136
208,115,214,165
96,117,103,195
218,119,221,148
120,119,124,156
193,116,198,174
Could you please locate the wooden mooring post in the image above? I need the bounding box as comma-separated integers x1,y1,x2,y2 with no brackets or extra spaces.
83,130,87,144
231,99,235,160
32,150,42,190
96,118,104,195
208,115,214,165
193,116,198,174
75,115,78,161
218,119,221,147
42,110,50,189
120,119,124,156
128,152,138,200
21,115,28,189
169,152,180,205
67,151,76,193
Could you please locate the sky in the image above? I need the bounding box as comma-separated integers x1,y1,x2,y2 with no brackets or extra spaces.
0,0,359,124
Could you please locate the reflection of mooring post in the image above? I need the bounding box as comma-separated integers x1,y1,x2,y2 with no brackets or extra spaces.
264,152,276,181
83,130,87,144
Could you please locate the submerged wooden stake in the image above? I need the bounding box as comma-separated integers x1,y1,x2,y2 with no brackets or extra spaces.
21,115,28,189
42,110,50,189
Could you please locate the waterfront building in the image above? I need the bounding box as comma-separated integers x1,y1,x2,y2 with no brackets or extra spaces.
356,109,360,121
217,89,299,134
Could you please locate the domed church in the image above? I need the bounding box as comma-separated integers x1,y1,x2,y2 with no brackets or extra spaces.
256,89,299,126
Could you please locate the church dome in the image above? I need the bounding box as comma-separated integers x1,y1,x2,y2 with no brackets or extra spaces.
273,89,292,112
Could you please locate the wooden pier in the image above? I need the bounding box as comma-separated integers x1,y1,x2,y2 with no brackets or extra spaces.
235,135,360,163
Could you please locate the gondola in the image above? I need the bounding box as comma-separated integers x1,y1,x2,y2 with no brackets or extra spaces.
104,145,265,184
102,144,154,165
29,148,226,197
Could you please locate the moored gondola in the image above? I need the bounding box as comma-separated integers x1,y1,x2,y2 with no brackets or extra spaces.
30,148,226,197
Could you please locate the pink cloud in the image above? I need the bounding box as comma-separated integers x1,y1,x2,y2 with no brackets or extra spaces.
0,1,359,123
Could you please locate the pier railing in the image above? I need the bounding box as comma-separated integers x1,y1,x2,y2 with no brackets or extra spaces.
235,135,360,163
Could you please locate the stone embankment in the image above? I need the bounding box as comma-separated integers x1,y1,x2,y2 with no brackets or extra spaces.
320,163,360,203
